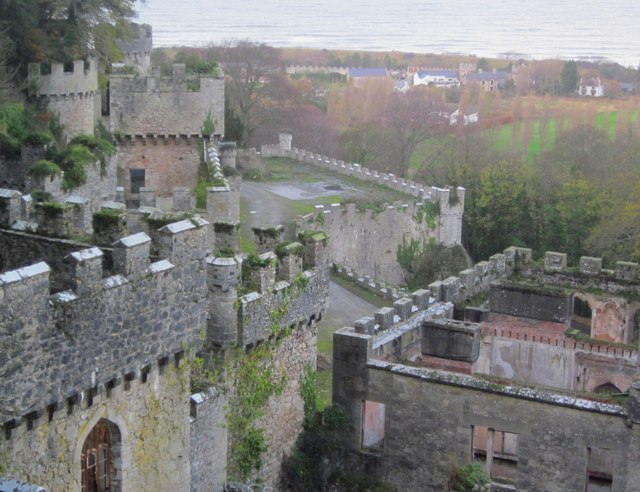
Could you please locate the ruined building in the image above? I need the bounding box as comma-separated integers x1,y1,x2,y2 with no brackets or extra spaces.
333,248,640,491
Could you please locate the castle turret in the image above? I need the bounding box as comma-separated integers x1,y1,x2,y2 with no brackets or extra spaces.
115,23,153,76
28,59,99,139
206,255,242,345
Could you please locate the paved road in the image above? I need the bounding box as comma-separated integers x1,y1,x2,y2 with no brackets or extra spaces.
240,180,299,241
322,281,378,334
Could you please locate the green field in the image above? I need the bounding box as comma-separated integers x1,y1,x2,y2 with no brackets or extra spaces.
410,109,638,174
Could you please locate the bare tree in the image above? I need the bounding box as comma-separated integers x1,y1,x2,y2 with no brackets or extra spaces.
212,40,283,147
383,89,448,177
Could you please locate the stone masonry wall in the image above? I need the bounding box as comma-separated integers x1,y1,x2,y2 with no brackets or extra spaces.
1,361,192,492
109,71,224,136
190,389,229,492
256,321,318,485
298,202,447,286
117,136,201,200
351,361,640,492
0,219,208,419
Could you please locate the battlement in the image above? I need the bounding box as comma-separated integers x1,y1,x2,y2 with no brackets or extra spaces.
28,59,98,97
207,232,329,347
427,247,640,307
110,70,225,136
0,218,209,422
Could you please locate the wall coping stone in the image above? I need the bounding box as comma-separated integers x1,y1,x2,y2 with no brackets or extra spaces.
367,359,628,417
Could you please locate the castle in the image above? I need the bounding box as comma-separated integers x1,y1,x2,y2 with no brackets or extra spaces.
2,20,640,492
0,24,328,492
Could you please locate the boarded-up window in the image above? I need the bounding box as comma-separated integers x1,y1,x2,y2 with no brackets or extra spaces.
587,447,613,491
361,400,385,451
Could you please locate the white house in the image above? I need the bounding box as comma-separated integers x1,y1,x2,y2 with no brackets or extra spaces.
579,78,604,97
413,69,460,87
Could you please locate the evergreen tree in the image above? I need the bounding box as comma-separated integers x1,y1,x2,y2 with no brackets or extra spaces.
560,60,578,95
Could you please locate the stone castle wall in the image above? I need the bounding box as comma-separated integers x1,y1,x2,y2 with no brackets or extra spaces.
262,134,464,286
298,201,453,286
109,66,224,136
266,142,465,249
0,219,208,419
1,360,192,492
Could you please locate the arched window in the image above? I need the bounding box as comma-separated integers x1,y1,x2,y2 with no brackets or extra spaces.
81,419,121,492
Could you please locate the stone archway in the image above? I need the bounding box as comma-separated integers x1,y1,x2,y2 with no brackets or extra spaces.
81,419,122,492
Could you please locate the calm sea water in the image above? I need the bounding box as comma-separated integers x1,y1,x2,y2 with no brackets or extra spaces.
135,0,640,67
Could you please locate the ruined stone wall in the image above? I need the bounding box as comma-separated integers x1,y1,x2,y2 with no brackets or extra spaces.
476,337,577,389
1,361,192,492
298,201,448,286
349,360,640,491
333,320,640,491
109,70,224,136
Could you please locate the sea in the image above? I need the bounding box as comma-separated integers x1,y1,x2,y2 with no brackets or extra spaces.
134,0,640,68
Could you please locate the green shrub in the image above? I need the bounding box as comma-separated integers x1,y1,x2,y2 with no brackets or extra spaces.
28,159,61,179
449,463,490,491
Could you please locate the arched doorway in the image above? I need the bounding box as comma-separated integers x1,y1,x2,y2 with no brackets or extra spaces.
572,295,592,335
81,419,121,492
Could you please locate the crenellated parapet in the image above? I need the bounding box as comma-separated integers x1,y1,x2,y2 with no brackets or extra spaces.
27,60,100,138
207,233,330,348
262,134,465,220
0,218,209,430
109,64,225,136
28,59,98,97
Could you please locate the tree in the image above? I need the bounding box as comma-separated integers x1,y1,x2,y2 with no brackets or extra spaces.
560,60,578,95
0,0,138,83
211,40,283,147
383,89,447,177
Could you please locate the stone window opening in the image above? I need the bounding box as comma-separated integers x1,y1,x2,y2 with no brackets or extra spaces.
129,168,145,194
361,400,385,452
472,426,518,485
586,447,612,491
81,419,122,492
